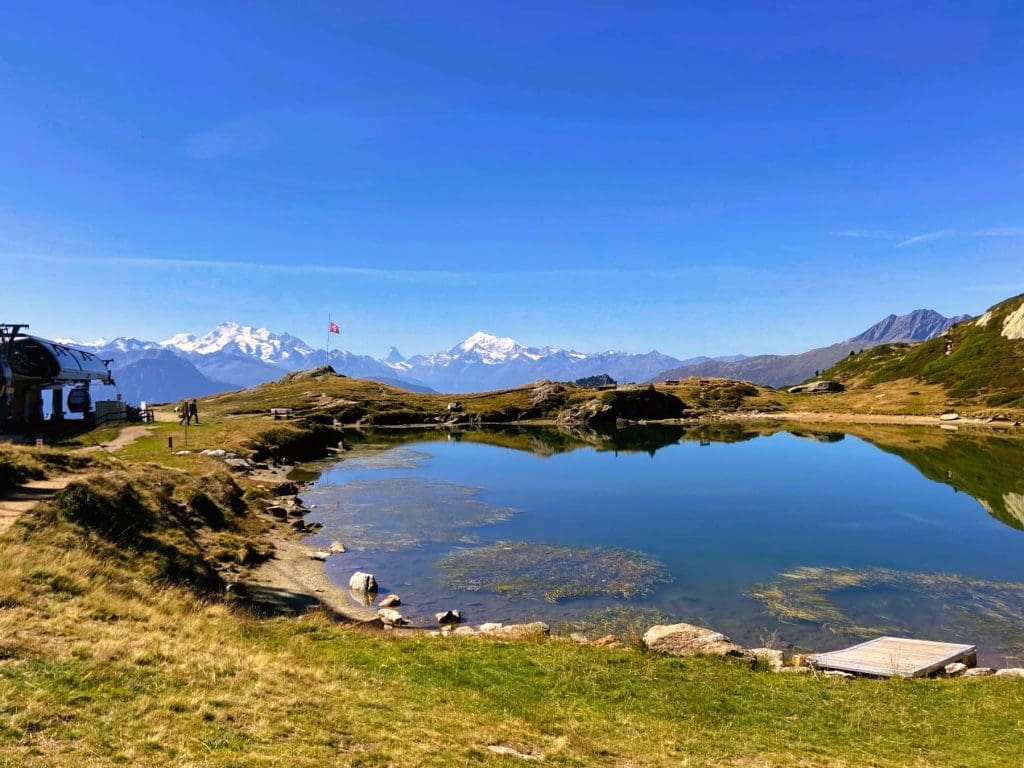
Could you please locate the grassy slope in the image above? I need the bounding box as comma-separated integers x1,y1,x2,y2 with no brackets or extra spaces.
817,294,1024,412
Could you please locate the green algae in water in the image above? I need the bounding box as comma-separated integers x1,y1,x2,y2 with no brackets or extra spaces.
438,541,672,602
750,566,1024,655
311,477,516,550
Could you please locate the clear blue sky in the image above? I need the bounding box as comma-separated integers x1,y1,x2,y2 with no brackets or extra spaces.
3,1,1023,357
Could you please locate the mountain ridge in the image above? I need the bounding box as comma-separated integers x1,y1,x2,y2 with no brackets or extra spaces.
650,309,968,388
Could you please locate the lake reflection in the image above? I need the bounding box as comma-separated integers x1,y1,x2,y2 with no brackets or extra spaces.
300,423,1024,665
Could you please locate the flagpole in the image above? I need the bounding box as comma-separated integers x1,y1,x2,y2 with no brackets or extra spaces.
326,314,331,364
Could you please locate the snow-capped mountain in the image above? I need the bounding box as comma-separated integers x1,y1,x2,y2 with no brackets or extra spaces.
162,322,316,368
393,331,686,392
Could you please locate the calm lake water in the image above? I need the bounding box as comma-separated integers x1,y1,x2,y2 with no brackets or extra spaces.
300,424,1024,665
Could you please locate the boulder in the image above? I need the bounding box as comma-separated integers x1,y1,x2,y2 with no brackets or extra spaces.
479,622,504,632
272,481,300,496
349,571,378,593
435,610,462,625
266,505,288,520
201,449,228,457
592,634,623,648
306,550,330,562
749,647,785,672
480,622,550,641
789,653,810,667
377,608,405,626
452,625,478,637
964,667,995,677
329,541,346,554
378,594,401,608
569,633,589,645
994,668,1024,678
642,622,747,658
944,662,968,677
224,458,253,472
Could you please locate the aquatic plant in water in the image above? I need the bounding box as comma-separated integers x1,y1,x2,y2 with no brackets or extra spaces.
306,477,516,550
437,541,672,602
749,566,1024,655
554,605,674,643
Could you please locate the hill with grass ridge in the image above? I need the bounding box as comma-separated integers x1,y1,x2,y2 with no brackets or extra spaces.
818,293,1024,410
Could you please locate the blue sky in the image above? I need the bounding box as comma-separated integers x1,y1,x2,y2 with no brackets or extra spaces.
3,1,1023,357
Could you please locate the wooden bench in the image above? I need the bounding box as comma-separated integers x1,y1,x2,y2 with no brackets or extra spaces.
270,408,294,420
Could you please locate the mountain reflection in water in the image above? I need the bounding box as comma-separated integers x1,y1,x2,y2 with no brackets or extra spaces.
301,422,1024,664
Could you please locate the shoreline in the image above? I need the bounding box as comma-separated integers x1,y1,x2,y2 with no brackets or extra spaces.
236,414,1023,651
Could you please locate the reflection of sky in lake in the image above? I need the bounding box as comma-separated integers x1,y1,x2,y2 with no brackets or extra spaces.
301,429,1024,665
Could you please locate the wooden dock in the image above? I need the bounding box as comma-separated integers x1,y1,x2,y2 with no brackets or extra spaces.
809,637,977,678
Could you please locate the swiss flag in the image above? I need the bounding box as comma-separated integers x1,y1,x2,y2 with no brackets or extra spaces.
329,321,340,334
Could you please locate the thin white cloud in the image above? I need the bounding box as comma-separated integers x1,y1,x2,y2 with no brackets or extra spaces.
18,252,768,283
895,229,956,248
971,227,1024,238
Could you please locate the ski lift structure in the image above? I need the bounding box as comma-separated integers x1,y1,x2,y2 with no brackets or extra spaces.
0,323,116,436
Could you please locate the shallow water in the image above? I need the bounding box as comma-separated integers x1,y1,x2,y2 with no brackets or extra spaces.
300,425,1024,665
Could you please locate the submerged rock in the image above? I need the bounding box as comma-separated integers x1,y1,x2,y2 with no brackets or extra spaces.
642,623,747,659
378,594,401,608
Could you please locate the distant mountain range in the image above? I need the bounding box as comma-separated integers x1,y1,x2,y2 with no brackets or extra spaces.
651,309,970,388
62,308,969,403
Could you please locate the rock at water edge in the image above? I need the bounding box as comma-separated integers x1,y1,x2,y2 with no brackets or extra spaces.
642,623,747,658
349,571,378,593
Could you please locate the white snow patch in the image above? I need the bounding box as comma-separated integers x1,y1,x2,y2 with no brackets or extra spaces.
1001,303,1024,340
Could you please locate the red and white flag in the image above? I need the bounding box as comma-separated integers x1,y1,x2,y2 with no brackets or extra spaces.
329,321,340,334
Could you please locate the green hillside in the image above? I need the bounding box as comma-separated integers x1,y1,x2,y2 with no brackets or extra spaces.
820,293,1024,409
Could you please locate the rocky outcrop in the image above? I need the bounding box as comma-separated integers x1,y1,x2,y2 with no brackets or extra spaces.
642,623,748,658
558,386,685,426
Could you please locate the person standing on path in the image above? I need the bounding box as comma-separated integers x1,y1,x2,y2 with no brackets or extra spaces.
178,399,190,425
188,399,200,425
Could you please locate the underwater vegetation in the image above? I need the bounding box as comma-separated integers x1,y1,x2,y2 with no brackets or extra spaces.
305,477,516,550
750,566,1024,657
437,541,672,602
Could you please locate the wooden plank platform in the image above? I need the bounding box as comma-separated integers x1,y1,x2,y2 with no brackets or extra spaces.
809,637,977,678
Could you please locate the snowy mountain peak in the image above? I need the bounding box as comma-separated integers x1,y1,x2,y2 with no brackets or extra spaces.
161,322,315,365
383,346,406,364
456,331,525,358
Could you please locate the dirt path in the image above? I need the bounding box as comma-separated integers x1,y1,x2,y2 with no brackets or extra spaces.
0,478,71,537
74,425,153,454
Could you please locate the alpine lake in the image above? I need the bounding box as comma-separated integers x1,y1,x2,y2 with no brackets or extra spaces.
296,422,1024,666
